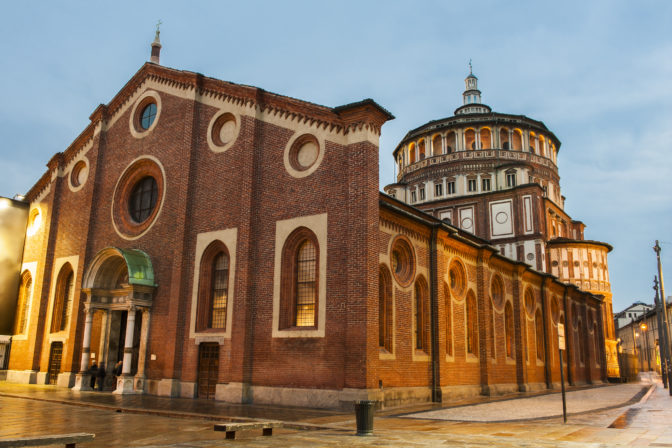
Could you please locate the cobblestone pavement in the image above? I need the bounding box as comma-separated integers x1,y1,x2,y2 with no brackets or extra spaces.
2,380,672,447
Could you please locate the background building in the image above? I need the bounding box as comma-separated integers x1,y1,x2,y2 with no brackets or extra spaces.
615,302,654,329
384,69,618,378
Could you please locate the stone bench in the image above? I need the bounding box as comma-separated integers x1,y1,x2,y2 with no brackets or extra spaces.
0,433,95,447
214,422,283,439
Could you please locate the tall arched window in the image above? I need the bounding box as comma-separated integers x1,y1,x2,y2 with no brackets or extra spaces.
512,129,523,150
466,290,478,355
535,309,544,361
280,227,319,328
446,131,456,153
505,302,514,358
414,277,429,352
480,128,491,150
379,265,393,352
464,129,476,150
444,282,453,356
418,139,426,160
500,127,510,150
409,143,416,164
197,241,230,331
14,271,32,334
51,264,74,333
432,135,442,156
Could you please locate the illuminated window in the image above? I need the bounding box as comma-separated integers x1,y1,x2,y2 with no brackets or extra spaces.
129,176,158,223
14,271,32,334
51,264,74,333
379,265,393,352
280,228,319,328
140,103,157,130
196,241,230,331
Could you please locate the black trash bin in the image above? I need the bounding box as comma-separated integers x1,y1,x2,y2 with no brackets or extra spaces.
354,400,376,436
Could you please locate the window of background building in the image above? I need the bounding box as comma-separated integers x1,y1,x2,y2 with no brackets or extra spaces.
447,182,456,195
411,191,417,203
419,188,425,201
506,173,517,187
468,179,477,192
435,183,443,197
482,178,491,191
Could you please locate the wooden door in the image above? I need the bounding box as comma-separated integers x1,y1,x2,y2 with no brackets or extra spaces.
47,342,63,385
197,343,219,399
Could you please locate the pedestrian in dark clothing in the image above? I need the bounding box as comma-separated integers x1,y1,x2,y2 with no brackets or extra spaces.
96,363,106,391
89,362,97,389
114,360,123,378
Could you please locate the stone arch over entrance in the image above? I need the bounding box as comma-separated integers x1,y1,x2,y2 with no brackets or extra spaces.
73,247,156,394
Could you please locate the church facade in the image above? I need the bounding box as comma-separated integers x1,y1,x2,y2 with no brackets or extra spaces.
3,41,608,408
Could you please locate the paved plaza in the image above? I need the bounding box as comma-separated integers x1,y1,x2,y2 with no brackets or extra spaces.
2,379,672,447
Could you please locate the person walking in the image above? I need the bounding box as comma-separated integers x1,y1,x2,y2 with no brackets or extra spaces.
96,363,106,391
89,362,97,390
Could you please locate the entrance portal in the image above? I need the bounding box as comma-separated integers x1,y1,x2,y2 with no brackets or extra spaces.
198,343,219,399
47,342,63,385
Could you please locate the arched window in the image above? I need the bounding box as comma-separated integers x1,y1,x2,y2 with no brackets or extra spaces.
444,282,453,356
480,128,491,150
529,132,537,154
464,129,476,150
280,227,319,328
535,309,544,361
500,127,510,150
197,242,230,331
14,271,32,334
432,134,442,156
466,290,478,355
446,131,456,153
505,301,514,358
418,139,426,160
379,265,393,352
414,277,430,352
409,143,416,164
512,129,523,150
51,264,74,333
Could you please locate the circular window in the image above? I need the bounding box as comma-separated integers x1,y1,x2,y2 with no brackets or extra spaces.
207,111,240,152
289,134,320,172
524,289,535,316
551,260,559,267
448,259,467,300
284,132,325,178
491,275,504,309
129,91,162,138
128,176,158,223
390,236,415,287
140,103,157,130
69,159,89,191
112,157,165,240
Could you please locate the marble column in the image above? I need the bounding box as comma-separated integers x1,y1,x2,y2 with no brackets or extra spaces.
134,308,152,392
114,307,137,394
72,307,94,391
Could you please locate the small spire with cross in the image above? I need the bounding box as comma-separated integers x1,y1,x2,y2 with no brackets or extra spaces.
469,59,473,75
150,20,162,65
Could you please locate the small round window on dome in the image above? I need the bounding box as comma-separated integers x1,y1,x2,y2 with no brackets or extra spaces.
289,134,320,172
140,103,157,130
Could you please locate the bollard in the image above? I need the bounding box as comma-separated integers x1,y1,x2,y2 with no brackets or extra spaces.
354,400,376,436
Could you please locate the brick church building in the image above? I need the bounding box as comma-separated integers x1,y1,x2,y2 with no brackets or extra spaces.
2,34,607,408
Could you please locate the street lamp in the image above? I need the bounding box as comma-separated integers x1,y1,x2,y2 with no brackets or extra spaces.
641,323,651,371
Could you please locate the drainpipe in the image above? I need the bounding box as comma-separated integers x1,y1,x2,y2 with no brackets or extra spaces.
429,224,441,402
562,286,574,385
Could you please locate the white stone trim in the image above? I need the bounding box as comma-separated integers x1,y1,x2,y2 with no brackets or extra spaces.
189,228,238,341
272,213,327,338
67,155,90,193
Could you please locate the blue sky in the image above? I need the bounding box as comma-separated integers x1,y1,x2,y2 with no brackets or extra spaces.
0,1,670,312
